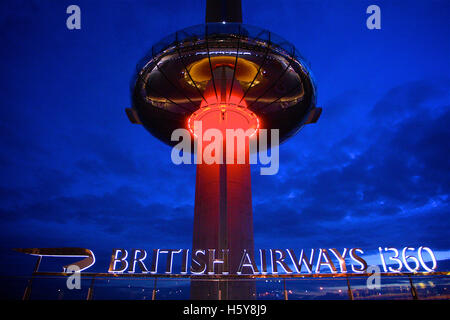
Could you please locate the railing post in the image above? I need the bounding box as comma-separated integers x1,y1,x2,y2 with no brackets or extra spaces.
346,276,354,300
152,277,157,300
22,255,42,300
283,279,288,300
86,276,95,300
408,275,419,300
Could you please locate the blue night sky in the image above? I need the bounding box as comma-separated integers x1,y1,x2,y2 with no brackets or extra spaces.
0,0,449,295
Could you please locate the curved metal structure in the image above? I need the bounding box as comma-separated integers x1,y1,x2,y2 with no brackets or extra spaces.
128,23,320,147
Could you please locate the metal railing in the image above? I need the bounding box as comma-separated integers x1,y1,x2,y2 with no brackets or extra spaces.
13,270,450,301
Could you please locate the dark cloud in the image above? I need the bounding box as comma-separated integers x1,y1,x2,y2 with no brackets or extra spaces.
252,80,450,251
1,185,193,241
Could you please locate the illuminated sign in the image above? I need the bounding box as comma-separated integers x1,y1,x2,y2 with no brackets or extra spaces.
16,246,438,275
107,247,438,275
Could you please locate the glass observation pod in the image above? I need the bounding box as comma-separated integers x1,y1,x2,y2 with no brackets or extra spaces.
128,23,321,147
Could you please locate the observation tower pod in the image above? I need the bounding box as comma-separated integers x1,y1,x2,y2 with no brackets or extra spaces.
126,0,321,299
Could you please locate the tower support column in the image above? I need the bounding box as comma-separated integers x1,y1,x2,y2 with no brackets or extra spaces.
191,141,255,300
190,66,257,300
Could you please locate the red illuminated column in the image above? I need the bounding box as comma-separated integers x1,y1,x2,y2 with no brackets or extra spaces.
190,67,257,300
